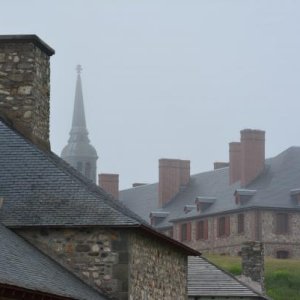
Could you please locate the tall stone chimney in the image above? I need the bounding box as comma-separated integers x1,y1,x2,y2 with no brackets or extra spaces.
240,129,265,187
159,159,190,207
229,142,241,184
0,35,55,150
98,173,119,200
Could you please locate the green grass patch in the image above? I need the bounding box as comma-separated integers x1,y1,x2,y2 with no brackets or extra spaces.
205,254,300,300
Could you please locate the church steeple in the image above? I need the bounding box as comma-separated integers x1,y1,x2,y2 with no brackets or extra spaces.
61,66,98,183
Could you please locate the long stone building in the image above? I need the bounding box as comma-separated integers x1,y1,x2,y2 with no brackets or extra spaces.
120,129,300,259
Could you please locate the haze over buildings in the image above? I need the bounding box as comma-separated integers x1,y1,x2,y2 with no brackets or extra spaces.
2,1,300,188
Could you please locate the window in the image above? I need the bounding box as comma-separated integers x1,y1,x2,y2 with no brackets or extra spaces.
218,216,230,237
85,162,91,179
237,214,244,234
276,250,289,259
196,220,208,240
76,161,82,172
276,213,289,234
181,222,191,242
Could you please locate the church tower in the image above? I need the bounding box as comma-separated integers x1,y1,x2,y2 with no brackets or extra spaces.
61,65,98,183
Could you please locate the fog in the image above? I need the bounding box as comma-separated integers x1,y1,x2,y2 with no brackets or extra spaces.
2,1,300,188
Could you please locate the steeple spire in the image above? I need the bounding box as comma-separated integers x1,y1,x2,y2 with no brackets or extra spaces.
61,66,98,183
69,65,88,141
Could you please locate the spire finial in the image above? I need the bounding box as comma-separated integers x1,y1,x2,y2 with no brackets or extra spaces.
76,64,82,75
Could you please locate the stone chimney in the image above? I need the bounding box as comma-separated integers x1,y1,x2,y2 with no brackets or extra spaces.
98,173,119,200
229,142,241,184
159,159,190,207
0,35,55,150
240,241,265,294
240,129,265,187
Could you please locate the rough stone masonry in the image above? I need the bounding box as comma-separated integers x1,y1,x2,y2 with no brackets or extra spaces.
0,35,54,149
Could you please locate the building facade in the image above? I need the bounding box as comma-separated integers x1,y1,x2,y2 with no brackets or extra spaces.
120,130,300,259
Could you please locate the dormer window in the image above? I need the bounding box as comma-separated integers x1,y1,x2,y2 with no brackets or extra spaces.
195,197,216,213
290,189,300,205
234,189,256,205
184,205,196,214
149,211,169,226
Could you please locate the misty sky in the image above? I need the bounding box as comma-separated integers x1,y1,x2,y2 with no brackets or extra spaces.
2,1,300,189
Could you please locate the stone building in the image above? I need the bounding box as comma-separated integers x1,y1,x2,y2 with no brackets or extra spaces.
61,65,98,183
0,34,200,300
0,34,266,300
120,129,300,259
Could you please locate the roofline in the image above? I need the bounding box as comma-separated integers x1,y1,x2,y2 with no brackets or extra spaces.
167,206,300,224
139,224,201,256
197,256,268,299
0,34,55,56
9,224,200,256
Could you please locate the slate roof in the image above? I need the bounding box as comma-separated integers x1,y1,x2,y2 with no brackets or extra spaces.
0,118,199,255
120,147,300,228
188,256,265,299
0,223,106,300
0,118,139,227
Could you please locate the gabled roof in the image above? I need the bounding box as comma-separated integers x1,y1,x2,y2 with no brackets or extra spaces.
188,256,266,299
0,223,106,300
0,118,199,256
120,147,300,228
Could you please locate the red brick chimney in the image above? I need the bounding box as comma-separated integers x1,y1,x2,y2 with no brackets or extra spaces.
159,159,190,207
240,129,265,187
0,35,55,150
229,142,242,184
98,173,119,199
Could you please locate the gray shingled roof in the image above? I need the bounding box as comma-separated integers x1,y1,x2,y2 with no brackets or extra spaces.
120,147,300,228
188,256,265,299
0,118,139,227
0,118,199,256
0,223,106,300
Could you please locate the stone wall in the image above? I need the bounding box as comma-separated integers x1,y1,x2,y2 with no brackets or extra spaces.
128,230,187,300
241,241,264,293
16,227,129,299
0,37,53,149
169,209,300,258
261,210,300,257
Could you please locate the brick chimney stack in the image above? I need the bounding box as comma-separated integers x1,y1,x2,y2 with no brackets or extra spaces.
98,173,119,200
229,142,242,184
240,129,265,187
159,159,190,207
0,35,55,150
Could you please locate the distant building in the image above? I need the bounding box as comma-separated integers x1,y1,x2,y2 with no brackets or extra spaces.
120,129,300,259
61,65,98,183
0,34,265,300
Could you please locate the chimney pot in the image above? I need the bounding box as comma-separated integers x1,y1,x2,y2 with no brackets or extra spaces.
159,158,190,207
240,129,265,187
98,173,119,200
229,142,242,184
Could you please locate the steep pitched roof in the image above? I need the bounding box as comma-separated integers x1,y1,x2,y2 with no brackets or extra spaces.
120,147,300,228
188,256,266,299
0,118,139,227
0,118,199,256
0,223,106,300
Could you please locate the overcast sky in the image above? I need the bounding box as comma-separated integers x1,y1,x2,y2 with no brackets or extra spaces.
2,1,300,189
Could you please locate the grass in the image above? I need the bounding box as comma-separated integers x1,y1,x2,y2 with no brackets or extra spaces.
205,254,300,300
